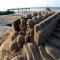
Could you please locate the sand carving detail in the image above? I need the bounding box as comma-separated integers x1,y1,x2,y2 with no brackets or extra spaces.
0,11,57,60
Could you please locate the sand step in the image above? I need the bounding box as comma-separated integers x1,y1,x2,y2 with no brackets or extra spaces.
38,46,54,60
57,21,60,24
45,43,60,60
55,27,60,32
22,43,40,60
57,24,60,27
52,32,60,39
47,36,60,48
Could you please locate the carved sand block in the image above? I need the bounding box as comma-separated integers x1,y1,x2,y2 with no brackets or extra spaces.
38,46,54,60
25,14,32,19
37,15,43,23
45,42,60,60
32,12,37,17
12,19,20,31
32,16,38,24
22,43,40,60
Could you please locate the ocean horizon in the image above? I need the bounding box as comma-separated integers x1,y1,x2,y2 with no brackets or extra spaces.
29,7,60,11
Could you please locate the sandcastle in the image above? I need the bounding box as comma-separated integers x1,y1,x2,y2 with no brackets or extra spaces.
0,10,59,60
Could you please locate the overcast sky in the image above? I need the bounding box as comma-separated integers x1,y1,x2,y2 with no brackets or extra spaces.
0,0,60,10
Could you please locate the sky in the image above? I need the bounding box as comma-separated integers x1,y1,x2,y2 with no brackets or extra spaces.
0,0,60,11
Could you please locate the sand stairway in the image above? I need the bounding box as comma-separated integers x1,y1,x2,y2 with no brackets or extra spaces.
47,19,60,48
37,12,60,60
43,19,60,60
